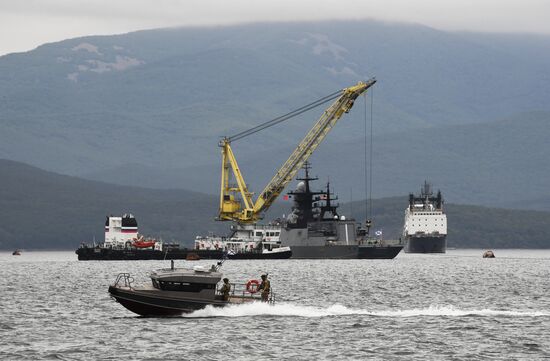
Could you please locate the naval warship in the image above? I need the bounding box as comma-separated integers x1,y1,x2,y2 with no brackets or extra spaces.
403,181,447,253
278,163,403,259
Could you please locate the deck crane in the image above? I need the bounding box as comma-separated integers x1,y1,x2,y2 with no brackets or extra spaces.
218,79,376,224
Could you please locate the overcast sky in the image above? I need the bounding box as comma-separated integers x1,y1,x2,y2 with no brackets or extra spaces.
1,0,549,56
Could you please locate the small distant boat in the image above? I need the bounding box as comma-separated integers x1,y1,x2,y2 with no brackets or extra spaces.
483,250,495,258
12,249,21,256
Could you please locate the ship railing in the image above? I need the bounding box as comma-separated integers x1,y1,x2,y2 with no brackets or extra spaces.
113,273,134,289
216,283,275,304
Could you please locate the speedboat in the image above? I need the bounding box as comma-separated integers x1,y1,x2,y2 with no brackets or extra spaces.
12,249,21,256
108,261,274,316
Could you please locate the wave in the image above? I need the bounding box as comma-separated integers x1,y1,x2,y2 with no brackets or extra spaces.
183,303,550,319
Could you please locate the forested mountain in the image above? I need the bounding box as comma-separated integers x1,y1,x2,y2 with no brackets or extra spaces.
1,21,550,209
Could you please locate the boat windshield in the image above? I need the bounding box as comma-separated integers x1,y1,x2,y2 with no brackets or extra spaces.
153,279,216,292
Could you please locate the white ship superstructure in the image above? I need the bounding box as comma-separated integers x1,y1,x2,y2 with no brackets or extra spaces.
195,224,290,255
103,214,163,251
403,182,447,253
104,214,138,247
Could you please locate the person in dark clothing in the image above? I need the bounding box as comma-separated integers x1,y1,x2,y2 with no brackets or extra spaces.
219,278,231,301
258,274,270,302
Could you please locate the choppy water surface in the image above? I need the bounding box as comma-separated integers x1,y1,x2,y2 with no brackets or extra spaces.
1,250,549,360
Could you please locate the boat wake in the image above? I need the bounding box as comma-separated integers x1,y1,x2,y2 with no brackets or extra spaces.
183,303,550,319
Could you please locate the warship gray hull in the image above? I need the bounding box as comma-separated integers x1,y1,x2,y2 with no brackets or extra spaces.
405,235,446,253
358,244,404,259
288,244,403,259
280,219,403,260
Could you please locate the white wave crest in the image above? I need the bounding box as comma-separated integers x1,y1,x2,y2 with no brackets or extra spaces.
183,302,550,319
372,305,550,318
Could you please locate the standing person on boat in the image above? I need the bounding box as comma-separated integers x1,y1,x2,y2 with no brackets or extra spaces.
258,274,270,302
219,278,231,301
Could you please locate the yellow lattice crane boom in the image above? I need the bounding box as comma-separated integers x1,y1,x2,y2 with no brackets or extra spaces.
219,79,376,223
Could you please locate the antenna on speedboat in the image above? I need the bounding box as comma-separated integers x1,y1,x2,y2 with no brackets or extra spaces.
214,251,229,271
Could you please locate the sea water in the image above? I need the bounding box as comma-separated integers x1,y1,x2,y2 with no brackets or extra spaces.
1,250,549,360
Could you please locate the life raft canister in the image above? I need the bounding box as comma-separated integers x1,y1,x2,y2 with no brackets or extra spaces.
246,279,260,293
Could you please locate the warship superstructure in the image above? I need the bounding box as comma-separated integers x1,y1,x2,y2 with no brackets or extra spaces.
403,182,447,253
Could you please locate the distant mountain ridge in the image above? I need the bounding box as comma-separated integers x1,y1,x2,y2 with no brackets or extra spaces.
0,159,548,250
1,20,550,209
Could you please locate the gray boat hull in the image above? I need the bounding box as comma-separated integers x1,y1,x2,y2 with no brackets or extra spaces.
280,222,402,259
108,285,226,316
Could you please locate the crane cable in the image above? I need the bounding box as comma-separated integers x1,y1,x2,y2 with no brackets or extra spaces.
228,89,343,142
369,88,374,221
364,88,374,222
